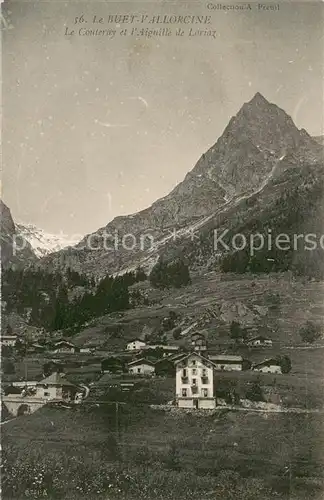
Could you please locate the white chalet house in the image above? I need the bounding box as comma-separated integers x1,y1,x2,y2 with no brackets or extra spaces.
247,336,273,347
128,358,155,376
253,358,282,374
175,352,217,409
53,340,76,353
36,372,77,401
126,339,146,351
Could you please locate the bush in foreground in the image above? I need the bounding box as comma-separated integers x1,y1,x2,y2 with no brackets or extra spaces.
2,450,281,500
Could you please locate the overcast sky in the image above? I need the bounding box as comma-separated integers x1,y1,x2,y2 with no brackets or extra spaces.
3,0,323,236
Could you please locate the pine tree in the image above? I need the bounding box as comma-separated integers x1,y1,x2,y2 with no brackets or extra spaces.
150,258,191,289
51,285,69,331
168,260,191,288
6,324,13,335
135,266,147,282
149,259,168,288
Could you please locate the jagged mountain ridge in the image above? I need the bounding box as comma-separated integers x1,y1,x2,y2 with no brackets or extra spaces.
1,199,16,267
0,200,37,268
38,93,323,277
78,93,319,236
16,223,80,258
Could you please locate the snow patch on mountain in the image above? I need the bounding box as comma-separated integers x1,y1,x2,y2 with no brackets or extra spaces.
16,223,82,258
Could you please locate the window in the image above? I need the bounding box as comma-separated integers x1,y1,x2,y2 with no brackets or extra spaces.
182,369,187,377
202,389,208,398
182,388,187,397
192,378,197,386
192,368,197,375
202,368,207,376
192,360,196,366
44,391,50,397
137,368,141,373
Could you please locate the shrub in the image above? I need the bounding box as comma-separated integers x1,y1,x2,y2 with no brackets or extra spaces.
164,441,181,471
278,355,292,374
229,321,248,341
299,321,321,343
242,358,252,371
246,380,265,402
172,327,182,340
216,379,240,405
2,359,15,374
265,292,281,308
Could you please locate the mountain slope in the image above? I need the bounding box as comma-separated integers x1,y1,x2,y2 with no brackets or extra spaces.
170,157,324,277
313,135,324,146
38,93,323,277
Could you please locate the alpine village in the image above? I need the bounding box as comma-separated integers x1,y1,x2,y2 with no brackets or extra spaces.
2,94,324,500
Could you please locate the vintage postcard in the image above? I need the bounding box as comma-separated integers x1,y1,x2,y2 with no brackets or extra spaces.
1,0,324,499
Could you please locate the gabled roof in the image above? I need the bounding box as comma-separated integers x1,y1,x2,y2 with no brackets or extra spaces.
248,336,272,342
54,340,75,347
128,358,155,367
191,331,206,339
209,355,243,362
144,344,179,350
37,372,75,387
253,358,280,368
166,352,187,362
174,351,217,368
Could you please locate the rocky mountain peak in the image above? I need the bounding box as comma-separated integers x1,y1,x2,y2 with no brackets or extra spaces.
225,93,316,159
246,91,271,108
186,93,320,204
37,96,323,277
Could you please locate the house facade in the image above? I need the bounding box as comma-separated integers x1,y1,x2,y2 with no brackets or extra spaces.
253,359,282,374
191,332,207,352
126,339,146,351
53,341,76,353
27,343,46,354
128,358,155,376
175,352,216,409
208,354,243,371
247,336,273,347
36,372,77,401
1,335,17,347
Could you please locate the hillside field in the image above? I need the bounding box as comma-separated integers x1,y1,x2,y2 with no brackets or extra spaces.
71,272,324,349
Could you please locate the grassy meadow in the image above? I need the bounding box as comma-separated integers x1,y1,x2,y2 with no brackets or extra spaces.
2,401,324,500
